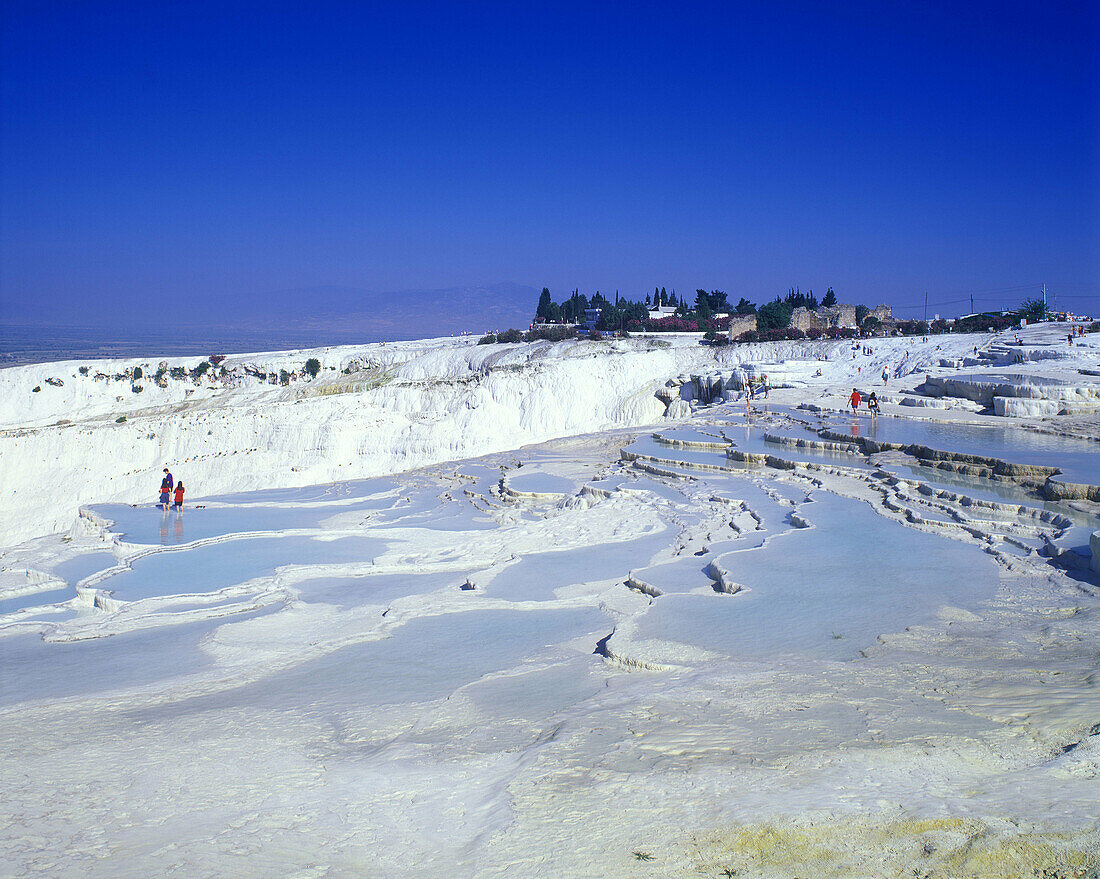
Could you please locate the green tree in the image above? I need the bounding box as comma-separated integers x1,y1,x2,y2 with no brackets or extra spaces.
757,299,792,331
305,358,321,379
784,287,817,309
536,287,553,320
855,305,870,326
624,301,649,324
694,290,713,328
1018,297,1048,323
561,292,589,324
822,287,837,308
734,297,756,315
575,293,589,322
590,292,612,311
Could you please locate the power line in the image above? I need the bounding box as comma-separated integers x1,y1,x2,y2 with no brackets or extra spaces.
891,291,1097,310
891,294,1030,311
939,283,1040,296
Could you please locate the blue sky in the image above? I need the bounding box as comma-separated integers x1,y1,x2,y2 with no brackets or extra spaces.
2,0,1097,331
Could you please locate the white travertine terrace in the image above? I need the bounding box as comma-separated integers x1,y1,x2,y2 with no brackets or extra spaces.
1,322,1098,877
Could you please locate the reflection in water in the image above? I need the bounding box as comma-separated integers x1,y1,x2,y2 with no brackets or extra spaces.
158,512,185,545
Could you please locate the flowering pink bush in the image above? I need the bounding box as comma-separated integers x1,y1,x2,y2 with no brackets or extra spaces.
646,316,698,332
757,327,805,342
820,326,859,339
524,325,577,342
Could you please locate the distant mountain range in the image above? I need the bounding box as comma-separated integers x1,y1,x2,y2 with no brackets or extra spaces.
0,283,541,363
240,282,540,338
3,282,540,336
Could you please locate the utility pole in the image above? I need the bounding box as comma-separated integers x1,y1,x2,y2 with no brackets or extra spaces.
970,293,974,315
1042,283,1047,312
924,292,928,323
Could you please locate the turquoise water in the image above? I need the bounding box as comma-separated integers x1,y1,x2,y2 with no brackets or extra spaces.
0,608,277,706
951,373,1094,386
632,492,1000,661
95,535,387,601
142,607,609,717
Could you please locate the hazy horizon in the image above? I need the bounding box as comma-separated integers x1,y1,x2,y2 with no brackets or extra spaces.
2,2,1097,332
3,274,1095,367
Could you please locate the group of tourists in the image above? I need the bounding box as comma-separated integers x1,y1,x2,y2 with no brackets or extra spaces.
158,467,186,512
849,388,880,416
746,373,769,402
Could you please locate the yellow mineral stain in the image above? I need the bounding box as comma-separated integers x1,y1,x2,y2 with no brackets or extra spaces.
694,815,1099,879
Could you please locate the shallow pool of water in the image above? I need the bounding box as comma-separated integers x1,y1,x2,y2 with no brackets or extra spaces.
952,373,1090,387
819,411,1099,485
0,612,274,707
632,492,1000,661
505,472,576,495
144,607,609,718
97,535,387,601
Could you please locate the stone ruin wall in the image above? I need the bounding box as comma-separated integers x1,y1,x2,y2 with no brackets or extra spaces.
790,307,813,331
831,304,858,328
726,314,758,339
729,303,893,339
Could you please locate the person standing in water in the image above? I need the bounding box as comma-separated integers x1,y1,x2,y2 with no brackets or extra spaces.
867,391,880,416
849,388,861,411
158,475,171,511
163,467,173,492
882,368,889,386
173,481,185,511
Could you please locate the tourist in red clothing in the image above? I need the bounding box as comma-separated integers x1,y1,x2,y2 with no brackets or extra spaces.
849,388,861,411
173,482,185,511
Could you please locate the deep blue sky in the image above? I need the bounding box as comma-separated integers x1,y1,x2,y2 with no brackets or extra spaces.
2,0,1097,332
